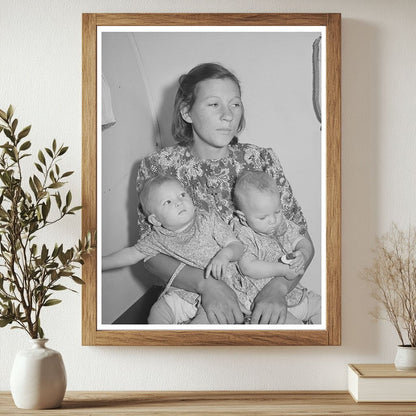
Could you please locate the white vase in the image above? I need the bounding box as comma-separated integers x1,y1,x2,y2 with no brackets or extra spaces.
394,345,416,371
10,338,67,409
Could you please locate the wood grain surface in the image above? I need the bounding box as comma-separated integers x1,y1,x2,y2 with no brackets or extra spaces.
2,391,416,415
350,363,416,378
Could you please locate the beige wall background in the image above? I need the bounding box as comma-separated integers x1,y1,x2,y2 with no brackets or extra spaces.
1,0,416,391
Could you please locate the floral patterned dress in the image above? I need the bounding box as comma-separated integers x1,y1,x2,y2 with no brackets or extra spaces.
136,142,307,237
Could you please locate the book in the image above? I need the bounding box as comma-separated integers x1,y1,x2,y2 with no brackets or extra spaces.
348,364,416,402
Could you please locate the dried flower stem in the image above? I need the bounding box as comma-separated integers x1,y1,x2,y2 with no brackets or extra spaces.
363,223,416,347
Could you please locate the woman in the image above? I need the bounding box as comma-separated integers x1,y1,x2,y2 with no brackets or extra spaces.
136,63,314,324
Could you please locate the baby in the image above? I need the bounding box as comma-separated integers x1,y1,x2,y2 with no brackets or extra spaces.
102,175,244,324
233,170,321,324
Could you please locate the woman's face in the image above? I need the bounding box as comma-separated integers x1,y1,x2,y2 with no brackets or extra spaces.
183,78,243,154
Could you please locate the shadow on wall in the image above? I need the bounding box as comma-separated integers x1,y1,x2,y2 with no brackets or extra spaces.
341,19,382,356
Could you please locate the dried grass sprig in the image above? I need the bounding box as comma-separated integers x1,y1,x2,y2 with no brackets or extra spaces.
363,223,416,347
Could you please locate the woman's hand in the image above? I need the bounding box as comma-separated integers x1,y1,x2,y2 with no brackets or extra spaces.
284,266,301,281
289,250,306,274
250,278,289,324
198,277,249,324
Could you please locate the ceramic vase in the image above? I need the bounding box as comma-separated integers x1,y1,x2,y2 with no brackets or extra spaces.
10,338,67,409
394,345,416,371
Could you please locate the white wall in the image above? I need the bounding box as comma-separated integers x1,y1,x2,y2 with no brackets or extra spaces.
1,0,416,391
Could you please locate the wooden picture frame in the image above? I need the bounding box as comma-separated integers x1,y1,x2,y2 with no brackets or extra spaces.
82,13,341,346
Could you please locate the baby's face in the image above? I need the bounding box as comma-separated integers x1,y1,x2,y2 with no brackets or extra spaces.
148,180,195,231
240,190,283,235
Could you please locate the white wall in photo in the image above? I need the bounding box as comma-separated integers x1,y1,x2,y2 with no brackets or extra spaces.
101,33,158,324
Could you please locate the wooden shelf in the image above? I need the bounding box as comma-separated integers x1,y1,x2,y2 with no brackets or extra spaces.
2,391,416,415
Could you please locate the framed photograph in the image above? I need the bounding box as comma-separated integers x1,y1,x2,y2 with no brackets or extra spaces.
82,13,341,346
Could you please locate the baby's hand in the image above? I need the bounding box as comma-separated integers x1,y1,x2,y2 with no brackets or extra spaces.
284,266,300,281
205,253,230,279
289,250,306,274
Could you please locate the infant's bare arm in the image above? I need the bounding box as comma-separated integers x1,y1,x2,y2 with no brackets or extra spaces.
205,240,244,279
238,253,293,280
102,246,145,271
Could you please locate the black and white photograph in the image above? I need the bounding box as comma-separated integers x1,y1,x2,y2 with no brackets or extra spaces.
99,28,324,327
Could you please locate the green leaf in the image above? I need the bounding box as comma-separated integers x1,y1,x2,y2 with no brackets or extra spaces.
38,325,44,339
29,222,39,234
50,270,58,281
38,150,46,165
61,171,74,178
71,276,85,285
34,163,43,173
0,292,12,302
69,206,82,213
19,140,31,151
11,118,18,133
19,153,30,161
52,139,57,152
58,146,68,156
55,244,63,258
51,285,68,291
65,191,72,207
51,244,59,258
4,128,12,140
43,299,62,307
58,250,67,264
0,317,13,327
45,148,53,158
0,109,7,121
48,182,64,189
18,125,31,140
6,105,14,122
55,192,62,208
29,177,38,197
33,175,43,192
41,244,48,262
41,201,50,220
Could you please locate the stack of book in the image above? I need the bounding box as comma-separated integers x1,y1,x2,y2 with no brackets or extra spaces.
348,364,416,402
